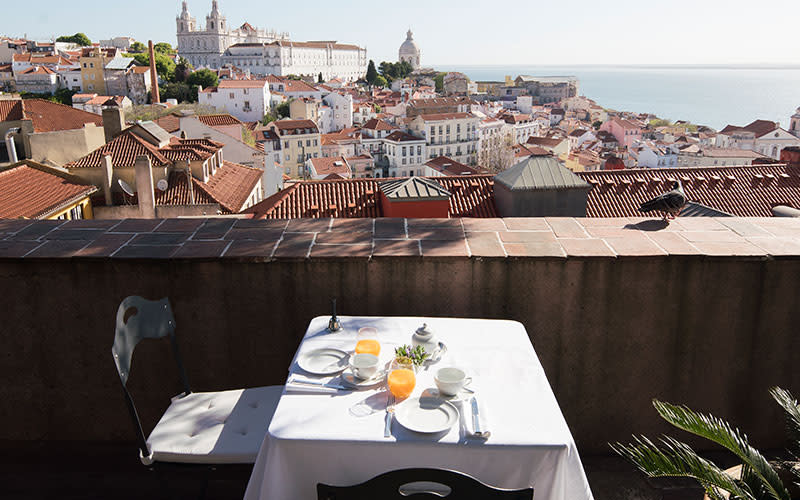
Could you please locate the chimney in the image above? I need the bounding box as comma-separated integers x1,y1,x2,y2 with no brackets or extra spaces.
4,127,21,163
102,107,125,143
148,40,160,104
134,155,156,218
101,154,114,206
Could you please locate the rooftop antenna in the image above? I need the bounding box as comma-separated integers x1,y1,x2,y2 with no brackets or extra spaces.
118,178,135,205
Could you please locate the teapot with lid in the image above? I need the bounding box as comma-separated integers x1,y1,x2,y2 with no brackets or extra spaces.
412,323,438,353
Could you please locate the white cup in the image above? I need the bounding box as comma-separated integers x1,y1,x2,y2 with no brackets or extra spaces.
434,367,472,396
350,353,379,380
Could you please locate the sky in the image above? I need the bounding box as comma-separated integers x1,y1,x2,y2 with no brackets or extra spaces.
3,0,800,66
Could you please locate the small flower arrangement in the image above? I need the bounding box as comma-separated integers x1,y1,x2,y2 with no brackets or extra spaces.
394,344,430,367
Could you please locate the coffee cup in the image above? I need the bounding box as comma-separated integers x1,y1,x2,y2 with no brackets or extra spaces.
350,353,379,380
434,367,472,396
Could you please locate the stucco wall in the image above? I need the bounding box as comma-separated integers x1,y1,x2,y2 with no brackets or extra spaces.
28,124,106,167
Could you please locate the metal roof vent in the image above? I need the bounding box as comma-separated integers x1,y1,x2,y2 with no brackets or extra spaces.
635,177,645,183
780,173,790,179
652,177,662,183
754,174,764,179
680,175,691,182
711,175,722,181
726,175,736,181
621,178,632,184
765,173,775,179
605,178,615,185
696,176,706,182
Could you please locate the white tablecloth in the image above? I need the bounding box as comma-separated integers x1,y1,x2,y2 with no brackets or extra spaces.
244,316,594,500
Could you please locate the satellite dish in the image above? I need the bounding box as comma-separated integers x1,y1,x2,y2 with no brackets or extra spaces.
118,179,135,197
157,179,169,192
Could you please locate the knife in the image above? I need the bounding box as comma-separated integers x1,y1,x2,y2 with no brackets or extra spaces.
470,396,489,438
290,378,348,391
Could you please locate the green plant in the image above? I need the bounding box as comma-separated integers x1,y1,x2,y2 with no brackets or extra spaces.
366,60,378,85
56,33,91,46
186,69,219,89
611,387,800,500
394,345,430,367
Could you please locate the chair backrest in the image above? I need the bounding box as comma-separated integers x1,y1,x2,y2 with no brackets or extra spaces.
111,296,192,461
317,468,533,500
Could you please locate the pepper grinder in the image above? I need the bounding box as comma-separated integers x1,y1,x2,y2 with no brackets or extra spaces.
327,298,342,332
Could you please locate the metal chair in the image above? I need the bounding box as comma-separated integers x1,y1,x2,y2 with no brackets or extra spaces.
111,296,282,494
317,468,533,500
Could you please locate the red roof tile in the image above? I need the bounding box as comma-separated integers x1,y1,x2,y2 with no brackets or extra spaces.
0,161,97,219
198,161,263,213
218,79,268,89
309,156,350,177
67,131,171,168
0,99,103,133
242,175,497,219
577,164,800,217
198,114,243,127
362,118,394,131
425,156,479,175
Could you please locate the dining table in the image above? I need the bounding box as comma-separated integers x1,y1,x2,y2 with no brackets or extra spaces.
243,315,594,500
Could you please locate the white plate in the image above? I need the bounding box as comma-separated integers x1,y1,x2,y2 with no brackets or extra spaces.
394,397,459,434
297,348,350,375
341,367,386,389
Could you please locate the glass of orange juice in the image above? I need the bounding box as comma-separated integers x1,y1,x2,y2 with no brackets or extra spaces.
355,327,380,356
387,367,416,400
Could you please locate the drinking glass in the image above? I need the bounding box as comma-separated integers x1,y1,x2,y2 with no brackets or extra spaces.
355,326,380,356
387,365,416,400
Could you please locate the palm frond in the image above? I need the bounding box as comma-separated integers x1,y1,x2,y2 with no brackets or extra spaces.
770,387,800,458
611,435,755,500
653,400,790,500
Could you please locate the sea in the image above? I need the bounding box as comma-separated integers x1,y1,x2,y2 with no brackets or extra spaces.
435,65,800,131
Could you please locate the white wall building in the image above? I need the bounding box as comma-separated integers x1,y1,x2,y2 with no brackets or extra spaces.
198,79,271,122
383,131,426,178
408,113,480,166
636,141,679,168
322,92,353,132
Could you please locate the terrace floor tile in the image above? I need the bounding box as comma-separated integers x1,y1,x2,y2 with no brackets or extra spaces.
502,241,566,258
130,232,192,245
546,218,589,238
224,228,285,241
0,241,43,258
286,218,332,233
310,243,372,258
465,232,506,257
223,240,280,258
558,238,616,257
154,219,205,233
112,245,181,259
420,239,469,257
408,228,465,240
110,219,163,233
503,218,551,231
75,234,135,258
462,218,507,232
273,233,315,258
173,241,230,259
25,240,90,258
373,239,420,257
497,231,557,243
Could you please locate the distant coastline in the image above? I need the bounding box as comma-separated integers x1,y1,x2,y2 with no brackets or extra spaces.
432,65,800,130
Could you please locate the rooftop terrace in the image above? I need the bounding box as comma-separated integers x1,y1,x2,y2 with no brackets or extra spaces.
2,216,799,498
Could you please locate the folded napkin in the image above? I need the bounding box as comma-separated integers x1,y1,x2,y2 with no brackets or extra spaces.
285,376,344,394
461,396,491,438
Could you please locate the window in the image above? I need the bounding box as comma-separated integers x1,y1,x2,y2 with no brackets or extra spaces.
298,140,302,147
417,145,422,156
402,146,407,157
284,140,289,148
285,154,290,161
306,140,311,147
229,93,235,99
313,139,318,146
402,158,406,165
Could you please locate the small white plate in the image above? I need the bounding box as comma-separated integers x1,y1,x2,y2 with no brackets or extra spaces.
341,367,386,389
394,397,459,434
297,348,350,375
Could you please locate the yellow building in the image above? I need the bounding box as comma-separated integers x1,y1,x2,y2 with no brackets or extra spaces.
0,160,97,220
269,119,321,178
79,47,117,94
289,98,320,124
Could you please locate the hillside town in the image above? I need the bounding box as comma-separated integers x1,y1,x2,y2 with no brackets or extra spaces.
2,0,800,222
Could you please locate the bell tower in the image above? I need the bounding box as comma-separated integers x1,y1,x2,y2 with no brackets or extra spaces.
176,1,196,33
206,0,226,33
791,107,800,138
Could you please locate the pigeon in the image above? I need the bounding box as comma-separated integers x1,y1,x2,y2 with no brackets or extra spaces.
638,180,687,221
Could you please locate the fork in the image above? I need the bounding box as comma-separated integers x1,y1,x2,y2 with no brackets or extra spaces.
384,394,395,438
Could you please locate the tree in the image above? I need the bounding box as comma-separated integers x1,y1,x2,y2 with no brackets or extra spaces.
275,101,290,118
186,69,219,89
241,126,256,147
612,387,800,500
129,41,146,53
318,72,324,83
133,52,176,82
174,58,193,82
373,75,388,88
56,33,91,46
160,82,197,103
261,112,278,126
154,42,176,55
592,121,603,130
434,73,446,92
286,74,302,81
366,60,378,85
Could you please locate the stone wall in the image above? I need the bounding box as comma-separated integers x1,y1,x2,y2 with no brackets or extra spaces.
1,216,799,454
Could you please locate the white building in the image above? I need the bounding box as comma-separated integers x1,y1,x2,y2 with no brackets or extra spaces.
198,79,271,122
398,29,421,70
321,92,353,132
177,2,366,81
408,113,480,166
635,141,679,168
716,119,800,160
791,107,800,138
176,0,289,69
383,131,426,178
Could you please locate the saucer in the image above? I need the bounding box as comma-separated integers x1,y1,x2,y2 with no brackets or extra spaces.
423,387,470,402
341,367,386,388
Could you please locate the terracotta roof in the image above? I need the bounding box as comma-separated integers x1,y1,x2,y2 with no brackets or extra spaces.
155,170,217,207
20,66,56,75
67,131,170,168
198,114,243,127
242,175,497,219
385,131,424,142
131,66,151,74
154,114,180,133
218,79,268,89
526,136,565,148
199,160,263,213
425,156,478,176
0,161,97,219
577,164,800,217
280,79,319,93
418,112,473,122
268,40,362,51
362,118,394,131
309,156,350,177
0,99,103,133
271,119,318,133
742,119,780,138
409,97,474,107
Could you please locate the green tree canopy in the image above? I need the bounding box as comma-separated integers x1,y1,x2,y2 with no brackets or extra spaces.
366,60,378,85
129,41,146,53
133,52,176,82
173,58,193,82
275,101,290,118
318,72,324,83
378,61,413,83
56,33,91,46
186,69,219,89
434,73,446,92
154,42,175,55
373,75,388,88
286,74,302,81
160,82,198,103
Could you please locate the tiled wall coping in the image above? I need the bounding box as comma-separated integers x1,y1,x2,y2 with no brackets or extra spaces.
1,217,800,260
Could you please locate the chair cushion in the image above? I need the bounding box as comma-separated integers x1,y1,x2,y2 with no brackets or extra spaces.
146,385,282,464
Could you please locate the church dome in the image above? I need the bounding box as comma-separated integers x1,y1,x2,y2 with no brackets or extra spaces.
399,30,420,55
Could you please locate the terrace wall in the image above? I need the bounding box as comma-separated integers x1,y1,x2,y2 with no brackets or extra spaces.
1,216,799,454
